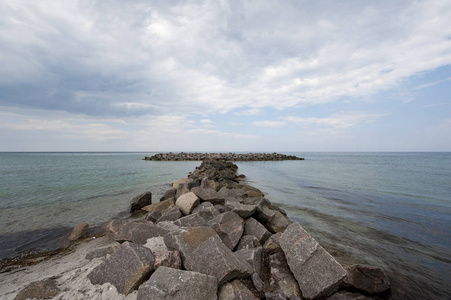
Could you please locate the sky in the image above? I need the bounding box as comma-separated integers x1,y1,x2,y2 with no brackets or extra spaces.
1,0,450,152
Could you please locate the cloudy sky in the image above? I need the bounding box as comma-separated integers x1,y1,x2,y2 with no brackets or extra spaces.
1,0,450,152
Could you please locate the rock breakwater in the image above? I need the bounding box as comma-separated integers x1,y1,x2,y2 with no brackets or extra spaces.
8,159,390,300
143,152,304,161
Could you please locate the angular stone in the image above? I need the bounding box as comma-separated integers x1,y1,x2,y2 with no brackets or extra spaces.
265,210,292,233
218,279,259,300
224,201,257,218
341,264,390,294
191,186,225,205
106,219,169,245
175,192,200,215
143,237,169,255
14,279,60,300
64,223,89,246
207,211,244,250
159,188,175,201
263,233,282,251
241,185,265,197
255,205,276,224
280,223,346,300
236,235,261,250
175,183,190,199
173,213,207,227
235,247,263,275
154,250,182,270
326,291,372,300
141,199,174,213
130,191,152,212
88,241,155,295
187,179,201,190
184,237,253,286
252,273,264,292
269,250,302,298
218,186,247,199
137,266,217,300
157,205,182,222
265,291,287,300
192,202,221,221
163,226,220,262
173,178,191,189
85,245,118,260
244,217,272,245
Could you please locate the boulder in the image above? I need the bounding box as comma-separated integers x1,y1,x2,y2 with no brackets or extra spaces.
326,291,373,300
175,183,190,199
130,191,152,212
263,233,282,251
341,264,390,294
265,210,292,233
173,178,191,189
137,266,217,300
224,201,257,218
279,223,346,299
88,241,155,295
175,192,200,215
244,217,272,245
236,235,261,250
163,226,220,262
154,250,182,270
207,211,244,250
159,188,175,201
218,279,259,300
265,291,288,300
141,199,174,213
268,250,302,298
192,202,221,221
157,206,182,223
173,213,207,227
14,279,60,300
191,186,225,205
235,247,263,275
85,246,118,260
184,237,253,286
63,223,89,246
106,219,169,245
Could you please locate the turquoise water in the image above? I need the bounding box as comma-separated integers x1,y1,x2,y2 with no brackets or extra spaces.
0,152,450,299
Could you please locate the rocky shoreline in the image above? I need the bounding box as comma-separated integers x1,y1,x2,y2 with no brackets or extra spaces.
143,152,304,161
1,159,390,300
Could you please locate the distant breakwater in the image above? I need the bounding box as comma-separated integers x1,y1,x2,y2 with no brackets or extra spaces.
143,152,304,161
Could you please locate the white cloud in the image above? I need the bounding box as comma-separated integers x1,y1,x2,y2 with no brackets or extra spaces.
252,120,288,128
283,112,389,129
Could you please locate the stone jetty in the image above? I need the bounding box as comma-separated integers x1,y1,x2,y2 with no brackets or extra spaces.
7,158,390,300
143,152,304,161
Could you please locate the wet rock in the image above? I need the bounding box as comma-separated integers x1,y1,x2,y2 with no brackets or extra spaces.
85,245,118,260
106,219,169,245
224,201,257,218
130,191,152,212
175,192,200,215
236,235,261,250
63,223,89,246
268,250,302,298
207,211,244,250
280,223,346,299
341,264,390,294
218,279,259,300
88,241,155,295
244,217,272,245
184,237,253,286
157,205,182,222
137,266,217,300
14,279,60,300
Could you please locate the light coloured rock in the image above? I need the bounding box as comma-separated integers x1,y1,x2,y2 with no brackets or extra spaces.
280,223,346,300
173,178,192,189
137,266,217,300
175,192,200,215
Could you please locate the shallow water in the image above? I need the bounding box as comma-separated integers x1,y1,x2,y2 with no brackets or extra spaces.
0,152,450,299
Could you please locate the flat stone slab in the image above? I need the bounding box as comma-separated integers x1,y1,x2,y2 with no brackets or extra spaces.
280,223,346,299
191,187,226,205
207,211,244,250
341,264,390,294
175,192,200,215
14,279,60,300
184,237,253,286
224,201,257,218
88,241,155,295
137,266,217,300
106,219,169,244
141,199,174,213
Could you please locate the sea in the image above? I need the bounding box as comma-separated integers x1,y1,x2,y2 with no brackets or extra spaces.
0,152,450,299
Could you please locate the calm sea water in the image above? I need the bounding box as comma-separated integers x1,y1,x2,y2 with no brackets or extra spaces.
0,152,450,299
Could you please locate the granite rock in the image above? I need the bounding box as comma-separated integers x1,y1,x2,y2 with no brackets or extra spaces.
130,191,152,212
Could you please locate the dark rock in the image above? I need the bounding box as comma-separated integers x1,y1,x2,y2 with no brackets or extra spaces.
141,199,174,213
130,191,152,212
192,202,221,221
85,246,118,260
172,178,191,189
235,247,263,275
268,250,302,298
157,205,182,222
88,241,155,295
14,279,60,300
184,237,253,286
263,233,282,251
224,201,257,218
187,179,201,190
106,219,169,245
244,217,272,245
137,266,217,300
218,279,259,300
175,183,190,199
173,213,207,227
159,188,175,201
175,192,200,215
341,264,390,294
280,223,346,300
207,211,244,250
252,273,264,292
63,223,89,246
236,235,261,250
191,186,225,205
326,290,373,300
265,210,292,233
218,186,247,199
265,291,287,300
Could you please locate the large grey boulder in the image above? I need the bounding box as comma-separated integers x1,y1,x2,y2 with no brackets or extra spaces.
224,201,257,218
143,237,182,270
184,237,253,285
63,223,89,247
175,183,190,199
173,213,207,227
279,223,346,299
341,264,390,294
191,186,225,205
157,205,182,223
207,211,244,250
218,279,259,300
244,217,272,245
141,199,174,213
137,266,217,300
236,235,261,250
268,250,302,298
106,219,169,245
265,210,292,233
175,192,200,215
173,178,192,189
326,291,373,300
235,247,263,275
192,202,221,221
88,241,155,295
130,191,152,212
14,279,60,300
